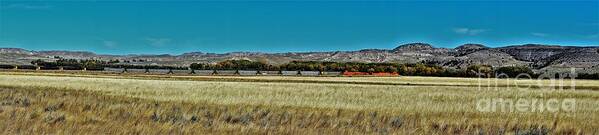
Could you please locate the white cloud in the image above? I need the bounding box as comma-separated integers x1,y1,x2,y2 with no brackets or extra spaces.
453,28,487,35
103,41,117,48
5,4,53,10
531,32,549,37
144,38,171,47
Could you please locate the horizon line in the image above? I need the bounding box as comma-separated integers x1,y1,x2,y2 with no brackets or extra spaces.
1,42,598,56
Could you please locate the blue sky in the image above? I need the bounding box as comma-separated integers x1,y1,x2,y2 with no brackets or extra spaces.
0,0,598,54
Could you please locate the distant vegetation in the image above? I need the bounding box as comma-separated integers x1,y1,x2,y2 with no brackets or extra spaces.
279,61,399,72
29,59,188,70
190,60,539,78
190,59,274,70
104,64,188,70
494,66,535,77
192,60,435,74
31,59,112,70
579,73,599,79
0,59,593,79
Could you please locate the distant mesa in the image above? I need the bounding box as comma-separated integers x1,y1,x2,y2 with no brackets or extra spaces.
181,51,205,56
0,48,34,55
453,44,489,57
392,43,434,52
38,50,97,57
358,49,388,53
1,43,598,73
502,44,566,49
455,44,488,51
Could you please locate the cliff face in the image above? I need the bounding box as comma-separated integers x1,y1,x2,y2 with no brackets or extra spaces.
1,43,598,73
393,43,435,52
454,44,489,57
0,48,34,55
497,44,573,62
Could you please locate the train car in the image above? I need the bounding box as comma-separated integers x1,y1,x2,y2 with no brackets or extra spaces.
15,65,38,70
192,70,215,75
104,67,124,73
215,70,237,75
61,66,83,70
171,69,191,74
300,71,320,76
239,70,259,76
147,69,170,74
40,66,60,70
281,71,300,76
343,71,370,76
371,72,400,76
0,64,16,69
127,68,146,73
261,71,280,75
322,71,342,76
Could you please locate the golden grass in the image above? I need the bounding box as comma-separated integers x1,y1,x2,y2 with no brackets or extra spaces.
3,71,599,90
0,72,598,134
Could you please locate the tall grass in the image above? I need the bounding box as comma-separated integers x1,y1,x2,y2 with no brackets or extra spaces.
0,73,597,134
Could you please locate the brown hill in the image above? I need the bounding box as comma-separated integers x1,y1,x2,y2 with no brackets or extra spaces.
1,43,597,73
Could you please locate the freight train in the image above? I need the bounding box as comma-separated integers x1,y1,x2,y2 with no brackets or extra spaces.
0,65,400,76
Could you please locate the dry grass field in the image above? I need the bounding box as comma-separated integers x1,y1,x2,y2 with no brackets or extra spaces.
0,71,598,134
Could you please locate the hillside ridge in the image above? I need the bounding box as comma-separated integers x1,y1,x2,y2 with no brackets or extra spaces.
1,43,598,73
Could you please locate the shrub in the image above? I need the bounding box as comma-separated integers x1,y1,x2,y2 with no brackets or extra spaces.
495,66,534,78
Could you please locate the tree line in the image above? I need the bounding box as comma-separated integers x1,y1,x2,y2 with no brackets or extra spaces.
190,60,404,73
189,60,547,78
31,59,111,70
104,64,188,70
190,59,274,70
18,59,599,79
29,59,188,70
